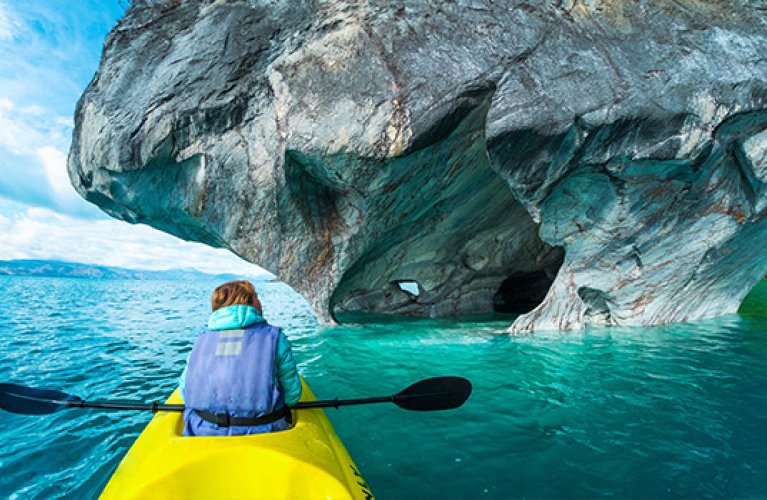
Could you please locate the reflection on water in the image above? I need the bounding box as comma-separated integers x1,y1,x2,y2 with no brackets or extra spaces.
0,277,766,498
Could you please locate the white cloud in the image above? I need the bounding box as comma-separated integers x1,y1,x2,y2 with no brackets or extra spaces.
21,104,45,116
0,205,271,277
0,96,70,156
0,2,124,217
0,2,14,41
0,96,94,216
38,145,81,207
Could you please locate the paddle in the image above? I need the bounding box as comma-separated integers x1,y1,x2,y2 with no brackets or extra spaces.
0,377,471,416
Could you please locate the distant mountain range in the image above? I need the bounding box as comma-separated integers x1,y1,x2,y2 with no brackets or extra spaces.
0,259,269,281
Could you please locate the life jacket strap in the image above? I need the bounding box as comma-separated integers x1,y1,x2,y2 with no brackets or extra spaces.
194,406,289,427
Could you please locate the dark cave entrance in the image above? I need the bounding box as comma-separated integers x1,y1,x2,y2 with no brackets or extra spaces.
493,270,553,314
492,265,561,315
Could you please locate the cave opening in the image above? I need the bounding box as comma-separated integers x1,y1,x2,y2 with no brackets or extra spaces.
395,280,421,297
492,269,558,314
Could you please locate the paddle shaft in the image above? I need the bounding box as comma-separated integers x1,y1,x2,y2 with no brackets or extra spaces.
292,391,452,409
293,396,394,409
65,396,400,412
68,397,398,412
68,400,185,412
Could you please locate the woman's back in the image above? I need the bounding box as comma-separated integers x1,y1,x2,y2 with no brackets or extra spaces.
180,281,301,437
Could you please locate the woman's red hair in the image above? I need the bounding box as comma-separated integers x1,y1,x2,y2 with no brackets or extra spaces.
211,280,262,314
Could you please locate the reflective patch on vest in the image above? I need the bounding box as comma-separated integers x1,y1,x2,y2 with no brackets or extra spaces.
219,329,244,339
216,341,243,356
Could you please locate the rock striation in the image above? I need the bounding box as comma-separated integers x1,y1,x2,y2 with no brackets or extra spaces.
68,0,767,332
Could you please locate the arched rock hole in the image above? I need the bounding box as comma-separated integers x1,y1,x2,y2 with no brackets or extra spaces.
492,252,564,315
318,85,567,322
396,280,421,297
330,244,564,322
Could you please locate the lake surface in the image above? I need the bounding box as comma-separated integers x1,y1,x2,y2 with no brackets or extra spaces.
0,276,766,498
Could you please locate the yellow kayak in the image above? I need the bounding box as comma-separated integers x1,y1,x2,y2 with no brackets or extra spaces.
101,378,373,499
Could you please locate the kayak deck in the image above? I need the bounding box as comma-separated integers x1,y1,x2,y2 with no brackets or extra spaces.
101,378,373,499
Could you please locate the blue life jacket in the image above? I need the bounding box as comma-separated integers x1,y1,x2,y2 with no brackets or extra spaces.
182,322,289,436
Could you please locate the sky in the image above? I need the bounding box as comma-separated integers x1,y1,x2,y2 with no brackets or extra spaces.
0,0,269,276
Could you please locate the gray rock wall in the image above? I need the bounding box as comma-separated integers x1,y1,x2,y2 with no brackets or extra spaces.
68,0,767,331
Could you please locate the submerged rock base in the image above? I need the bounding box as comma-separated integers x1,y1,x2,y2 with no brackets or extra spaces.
68,0,767,331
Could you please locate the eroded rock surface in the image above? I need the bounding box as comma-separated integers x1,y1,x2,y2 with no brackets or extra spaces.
68,0,767,331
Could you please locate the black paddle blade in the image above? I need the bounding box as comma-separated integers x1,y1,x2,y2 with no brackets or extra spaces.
393,376,472,411
0,383,82,415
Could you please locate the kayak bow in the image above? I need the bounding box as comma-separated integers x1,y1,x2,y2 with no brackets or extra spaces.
100,377,373,499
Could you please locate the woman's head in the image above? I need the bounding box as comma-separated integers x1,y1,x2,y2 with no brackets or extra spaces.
211,280,262,314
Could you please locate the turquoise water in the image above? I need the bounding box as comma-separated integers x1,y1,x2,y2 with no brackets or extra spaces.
1,276,766,498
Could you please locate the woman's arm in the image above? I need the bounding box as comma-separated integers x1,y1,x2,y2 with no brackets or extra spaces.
178,353,190,403
276,331,302,406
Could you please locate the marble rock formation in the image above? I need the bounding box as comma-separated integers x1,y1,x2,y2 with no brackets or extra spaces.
68,0,767,332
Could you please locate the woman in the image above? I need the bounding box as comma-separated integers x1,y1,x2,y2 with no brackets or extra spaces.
179,280,302,436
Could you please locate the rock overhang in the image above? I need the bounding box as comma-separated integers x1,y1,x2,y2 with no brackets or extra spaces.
68,0,767,331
